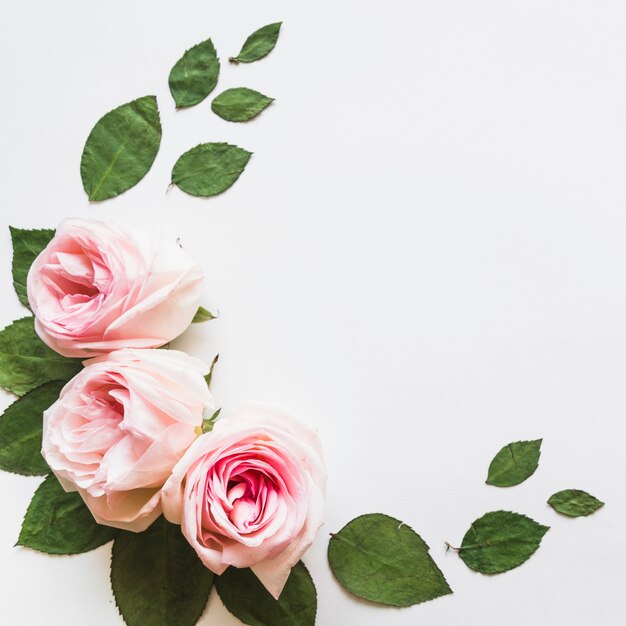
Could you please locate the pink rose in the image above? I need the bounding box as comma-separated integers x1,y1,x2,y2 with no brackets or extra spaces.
161,403,326,599
27,217,203,357
42,349,214,532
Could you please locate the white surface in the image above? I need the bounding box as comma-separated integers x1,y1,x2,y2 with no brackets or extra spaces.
0,1,624,624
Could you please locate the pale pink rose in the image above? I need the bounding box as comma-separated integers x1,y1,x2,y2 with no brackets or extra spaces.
27,217,203,358
161,403,326,599
42,349,214,532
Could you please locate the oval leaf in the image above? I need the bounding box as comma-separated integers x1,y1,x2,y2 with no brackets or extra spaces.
0,317,82,396
168,39,220,108
80,95,162,201
230,22,282,64
17,474,117,554
486,439,542,487
456,510,549,574
216,561,316,626
328,513,452,607
171,143,252,197
111,517,214,626
211,88,274,122
0,381,64,475
548,489,605,517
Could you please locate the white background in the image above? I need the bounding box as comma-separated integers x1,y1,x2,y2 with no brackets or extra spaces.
0,1,624,624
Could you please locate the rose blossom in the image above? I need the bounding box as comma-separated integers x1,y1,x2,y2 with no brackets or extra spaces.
27,217,204,358
161,403,326,599
42,349,214,532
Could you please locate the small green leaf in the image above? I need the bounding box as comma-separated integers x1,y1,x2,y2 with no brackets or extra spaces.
204,354,219,388
171,143,252,197
328,513,452,607
486,439,542,487
17,474,117,554
192,306,217,323
0,381,64,475
80,95,162,201
216,561,316,626
230,22,282,64
0,317,82,396
211,88,274,122
202,408,221,434
548,489,604,517
453,511,549,574
168,39,220,108
9,227,55,308
111,517,214,626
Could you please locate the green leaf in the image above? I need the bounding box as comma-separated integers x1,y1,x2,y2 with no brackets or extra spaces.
548,489,605,517
192,306,216,323
111,517,214,626
229,22,282,64
216,561,316,626
17,474,117,554
486,439,542,487
0,381,64,475
453,510,549,574
328,513,452,607
171,143,252,197
211,88,274,122
202,408,221,433
80,95,162,201
0,317,82,396
204,354,219,388
168,39,220,108
9,227,55,308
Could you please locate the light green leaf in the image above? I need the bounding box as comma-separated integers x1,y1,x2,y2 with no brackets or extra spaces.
211,88,274,122
204,354,219,388
17,474,117,554
548,489,604,517
192,306,217,323
328,513,452,607
171,143,252,197
9,227,55,308
168,39,220,108
0,317,82,396
229,22,282,64
0,381,64,475
80,95,162,201
111,517,214,626
216,561,316,626
452,510,549,574
486,439,542,487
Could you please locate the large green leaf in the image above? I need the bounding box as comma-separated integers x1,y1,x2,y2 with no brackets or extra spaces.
0,317,82,396
211,88,274,122
216,561,316,626
0,381,64,475
80,95,162,201
9,227,55,308
17,474,117,554
328,513,452,607
486,439,542,487
548,489,604,517
229,23,282,64
168,39,220,108
111,517,214,626
171,143,252,197
454,510,549,574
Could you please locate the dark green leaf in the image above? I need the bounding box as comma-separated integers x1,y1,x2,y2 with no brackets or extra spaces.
454,511,549,574
216,561,316,626
548,489,604,517
211,88,274,122
204,354,219,388
80,95,162,201
111,517,213,626
192,306,216,323
328,513,452,607
17,474,117,554
9,227,55,308
229,23,282,64
486,439,542,487
168,39,220,108
0,381,64,475
0,317,82,396
171,143,252,197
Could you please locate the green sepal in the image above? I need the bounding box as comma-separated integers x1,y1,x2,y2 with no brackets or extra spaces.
204,354,219,388
192,306,217,323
